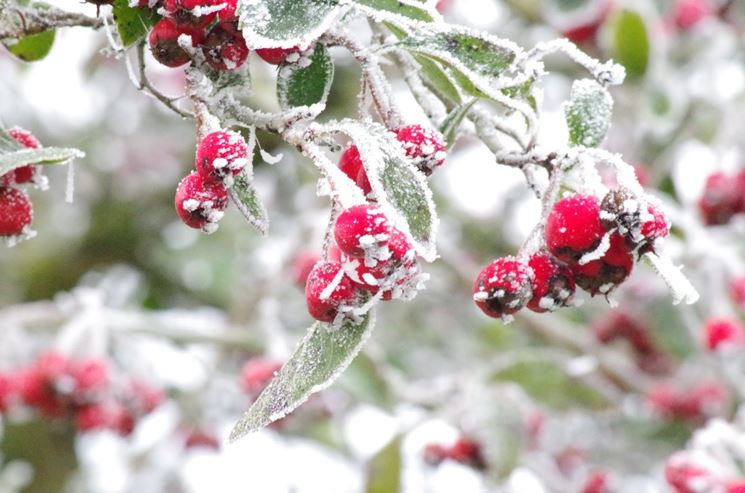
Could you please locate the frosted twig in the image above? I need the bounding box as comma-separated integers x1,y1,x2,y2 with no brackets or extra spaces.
215,94,324,133
0,5,106,40
643,252,700,305
391,51,448,124
469,105,529,151
525,38,626,87
134,41,193,119
185,66,220,139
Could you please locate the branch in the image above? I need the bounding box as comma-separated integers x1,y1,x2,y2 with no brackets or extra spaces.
134,41,194,119
0,5,105,40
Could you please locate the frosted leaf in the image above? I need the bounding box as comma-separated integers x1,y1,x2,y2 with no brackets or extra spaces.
439,99,477,148
0,146,85,177
237,0,341,50
564,79,613,148
229,170,269,236
204,62,252,97
324,120,439,261
277,43,335,109
643,252,700,305
112,0,160,47
229,311,375,440
343,0,435,23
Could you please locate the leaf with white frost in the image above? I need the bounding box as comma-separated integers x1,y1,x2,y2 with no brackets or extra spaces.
346,0,434,23
229,170,269,236
277,43,335,109
0,145,85,177
237,0,340,49
564,79,613,148
230,312,374,440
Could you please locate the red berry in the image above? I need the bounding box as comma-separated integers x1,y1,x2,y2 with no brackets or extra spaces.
184,428,221,450
71,359,110,395
202,22,249,72
174,172,228,233
76,402,132,434
291,251,320,287
127,379,165,415
195,130,250,184
672,0,713,30
394,124,446,176
698,171,742,226
593,311,655,354
217,0,237,21
571,233,633,296
338,145,372,196
256,47,301,65
581,471,612,493
239,358,282,394
526,251,576,312
730,276,745,308
0,373,12,412
545,194,606,265
341,254,389,293
447,438,486,470
703,317,744,351
473,256,533,320
648,381,727,422
600,188,670,254
148,18,205,68
163,0,220,26
0,187,32,237
1,127,41,186
333,205,391,258
639,203,670,253
305,261,359,323
726,482,745,493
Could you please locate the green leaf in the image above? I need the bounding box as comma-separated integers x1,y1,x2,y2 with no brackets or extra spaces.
238,0,339,49
564,78,613,147
399,27,521,100
0,127,84,176
351,0,433,22
491,359,610,410
365,435,402,493
112,0,160,47
439,98,477,148
229,170,268,236
230,312,374,441
612,9,649,80
5,29,55,62
277,43,335,109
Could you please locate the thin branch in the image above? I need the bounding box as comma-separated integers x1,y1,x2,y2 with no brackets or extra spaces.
0,6,105,40
135,41,193,119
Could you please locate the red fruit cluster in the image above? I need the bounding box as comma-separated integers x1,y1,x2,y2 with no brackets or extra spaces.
647,381,728,423
305,204,422,323
423,438,486,470
593,311,670,374
698,170,745,226
0,127,41,240
546,191,668,296
0,352,163,436
175,129,250,232
140,0,248,71
338,124,447,198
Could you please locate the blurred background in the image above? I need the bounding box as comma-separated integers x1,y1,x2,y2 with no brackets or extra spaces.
2,0,745,492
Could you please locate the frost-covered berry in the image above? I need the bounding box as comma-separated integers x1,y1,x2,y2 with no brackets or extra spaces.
394,124,447,176
338,145,372,196
305,261,358,323
648,381,727,422
202,22,249,72
1,127,41,186
571,233,633,296
163,0,221,26
71,359,110,395
256,46,301,65
126,379,165,415
334,205,391,258
600,188,670,253
148,18,205,68
473,257,533,320
216,0,236,21
526,251,575,312
698,171,742,226
174,172,228,233
0,187,33,237
664,452,715,493
703,317,744,352
638,203,670,254
195,130,250,184
239,358,282,394
545,194,606,265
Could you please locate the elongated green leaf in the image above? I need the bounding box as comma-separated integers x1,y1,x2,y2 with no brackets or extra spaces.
491,359,609,410
351,0,433,22
612,9,649,80
439,98,477,148
0,147,84,176
230,312,374,441
277,43,334,109
238,0,339,49
112,0,160,47
328,121,438,260
229,170,268,235
4,29,55,61
564,79,613,147
365,435,402,493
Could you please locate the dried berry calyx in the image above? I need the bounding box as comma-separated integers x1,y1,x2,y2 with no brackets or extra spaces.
202,22,249,72
571,232,633,296
473,256,533,321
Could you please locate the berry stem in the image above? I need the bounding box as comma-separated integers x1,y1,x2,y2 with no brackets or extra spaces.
134,40,194,119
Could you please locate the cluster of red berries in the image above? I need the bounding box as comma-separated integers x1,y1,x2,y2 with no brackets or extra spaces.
0,351,163,435
0,127,44,242
305,204,422,323
423,437,486,470
593,311,671,374
137,0,303,70
338,124,447,198
647,380,727,423
473,189,670,321
666,451,745,493
174,129,250,233
698,170,745,226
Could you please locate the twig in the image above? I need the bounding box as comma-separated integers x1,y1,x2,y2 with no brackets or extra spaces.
0,5,106,40
135,41,193,119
